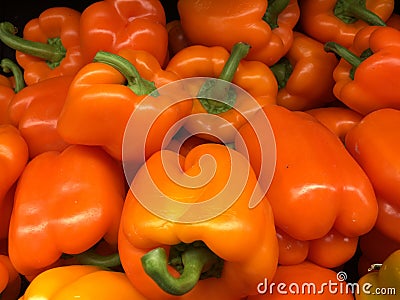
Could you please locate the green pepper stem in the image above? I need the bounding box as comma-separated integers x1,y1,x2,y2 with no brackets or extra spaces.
324,42,362,68
141,246,220,295
1,58,25,92
219,42,251,82
0,22,66,67
263,0,290,29
93,51,157,96
73,249,121,269
334,0,386,26
270,57,293,90
197,42,250,114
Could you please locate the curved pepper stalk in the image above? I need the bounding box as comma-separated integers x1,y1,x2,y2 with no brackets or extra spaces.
197,42,250,114
141,241,223,296
0,22,66,69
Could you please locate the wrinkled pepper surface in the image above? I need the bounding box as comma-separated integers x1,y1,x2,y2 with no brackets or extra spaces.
8,144,126,277
0,7,86,85
299,0,394,47
235,104,378,242
166,42,278,143
118,143,279,299
325,25,400,115
57,49,192,164
80,0,168,66
345,108,400,244
270,31,338,111
277,228,359,268
178,0,300,66
356,249,400,299
19,265,147,300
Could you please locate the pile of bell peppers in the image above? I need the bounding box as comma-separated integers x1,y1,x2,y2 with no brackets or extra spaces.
1,0,400,299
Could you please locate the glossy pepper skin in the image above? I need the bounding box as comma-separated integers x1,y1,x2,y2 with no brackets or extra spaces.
235,104,378,242
270,31,339,111
277,228,359,268
19,265,147,300
345,108,400,244
325,25,400,115
0,7,86,85
0,59,25,124
8,144,126,277
299,0,394,48
0,254,21,300
306,107,363,142
166,43,278,143
118,144,279,299
178,0,300,66
356,249,400,299
80,0,168,66
7,75,73,158
0,125,29,208
57,49,192,163
248,261,354,299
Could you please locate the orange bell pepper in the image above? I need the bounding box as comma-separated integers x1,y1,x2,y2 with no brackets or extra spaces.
306,107,363,142
0,124,29,207
118,143,279,299
270,31,339,111
0,7,86,85
8,144,126,277
0,58,25,125
57,49,192,164
19,265,147,300
324,25,400,115
235,104,378,242
299,0,394,48
248,261,354,299
7,75,73,158
0,254,21,300
166,42,278,143
345,108,400,244
80,0,168,66
178,0,300,66
17,86,70,158
277,228,359,268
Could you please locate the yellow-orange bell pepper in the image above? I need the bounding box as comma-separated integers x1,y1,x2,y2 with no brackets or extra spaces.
19,265,147,300
118,143,279,299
